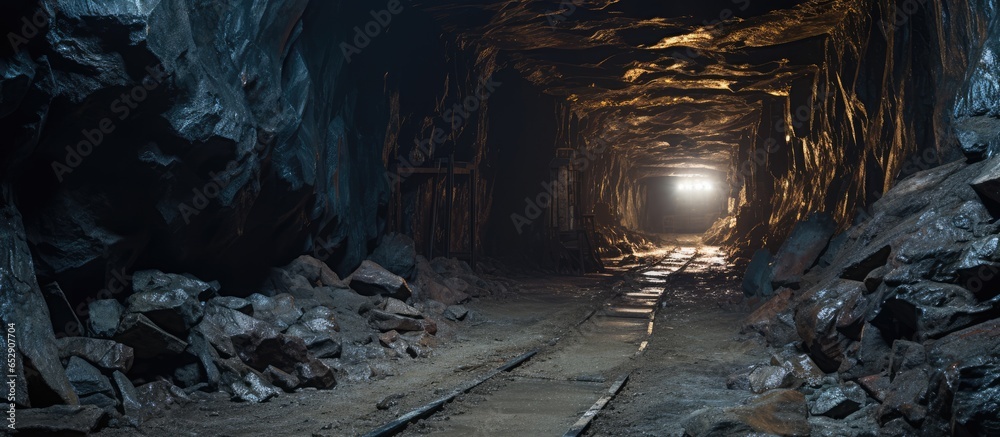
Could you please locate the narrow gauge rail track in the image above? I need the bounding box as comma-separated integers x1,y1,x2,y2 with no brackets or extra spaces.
364,246,703,437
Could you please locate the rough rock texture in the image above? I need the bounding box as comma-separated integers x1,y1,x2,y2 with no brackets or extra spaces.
0,186,77,407
349,260,412,300
682,389,810,437
56,337,134,372
15,404,108,435
742,157,1000,434
770,213,836,288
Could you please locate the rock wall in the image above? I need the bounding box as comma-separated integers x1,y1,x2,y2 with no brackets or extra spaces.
2,0,405,302
729,0,1000,257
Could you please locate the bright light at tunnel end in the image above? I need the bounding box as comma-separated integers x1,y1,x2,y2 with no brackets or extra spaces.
675,179,714,192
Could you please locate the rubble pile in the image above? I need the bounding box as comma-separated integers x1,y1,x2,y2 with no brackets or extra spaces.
687,157,1000,436
9,234,504,434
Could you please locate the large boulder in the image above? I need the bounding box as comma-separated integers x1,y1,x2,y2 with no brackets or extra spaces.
348,260,412,300
368,233,417,279
770,213,836,288
125,288,204,337
793,280,868,372
879,281,994,341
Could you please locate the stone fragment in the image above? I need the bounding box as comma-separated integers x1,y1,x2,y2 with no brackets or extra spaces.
970,154,1000,207
349,260,412,300
794,279,867,372
209,296,253,315
881,281,992,340
330,288,375,314
247,293,302,330
809,382,867,419
368,309,425,333
444,305,469,321
771,352,825,387
134,380,191,415
282,255,346,287
877,367,929,424
65,356,115,398
264,365,300,392
748,365,796,393
294,359,337,389
125,288,203,336
888,340,926,380
87,299,125,339
56,337,134,372
231,332,311,373
193,305,279,357
114,313,188,359
382,297,421,317
855,373,891,403
79,393,118,412
111,371,142,418
173,363,204,389
229,371,281,403
369,233,417,279
132,269,215,301
285,309,342,359
185,330,221,389
840,245,891,282
0,204,78,405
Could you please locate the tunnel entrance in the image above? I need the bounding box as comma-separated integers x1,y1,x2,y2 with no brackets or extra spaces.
642,175,730,234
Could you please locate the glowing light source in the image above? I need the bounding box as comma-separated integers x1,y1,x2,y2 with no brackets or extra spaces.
675,179,714,192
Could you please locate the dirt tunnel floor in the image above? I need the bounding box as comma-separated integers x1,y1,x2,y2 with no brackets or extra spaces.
97,238,767,436
586,243,770,436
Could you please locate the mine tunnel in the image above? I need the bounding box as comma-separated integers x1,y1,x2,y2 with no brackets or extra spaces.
2,0,1000,435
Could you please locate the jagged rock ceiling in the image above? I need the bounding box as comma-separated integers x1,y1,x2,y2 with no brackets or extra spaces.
419,0,844,176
